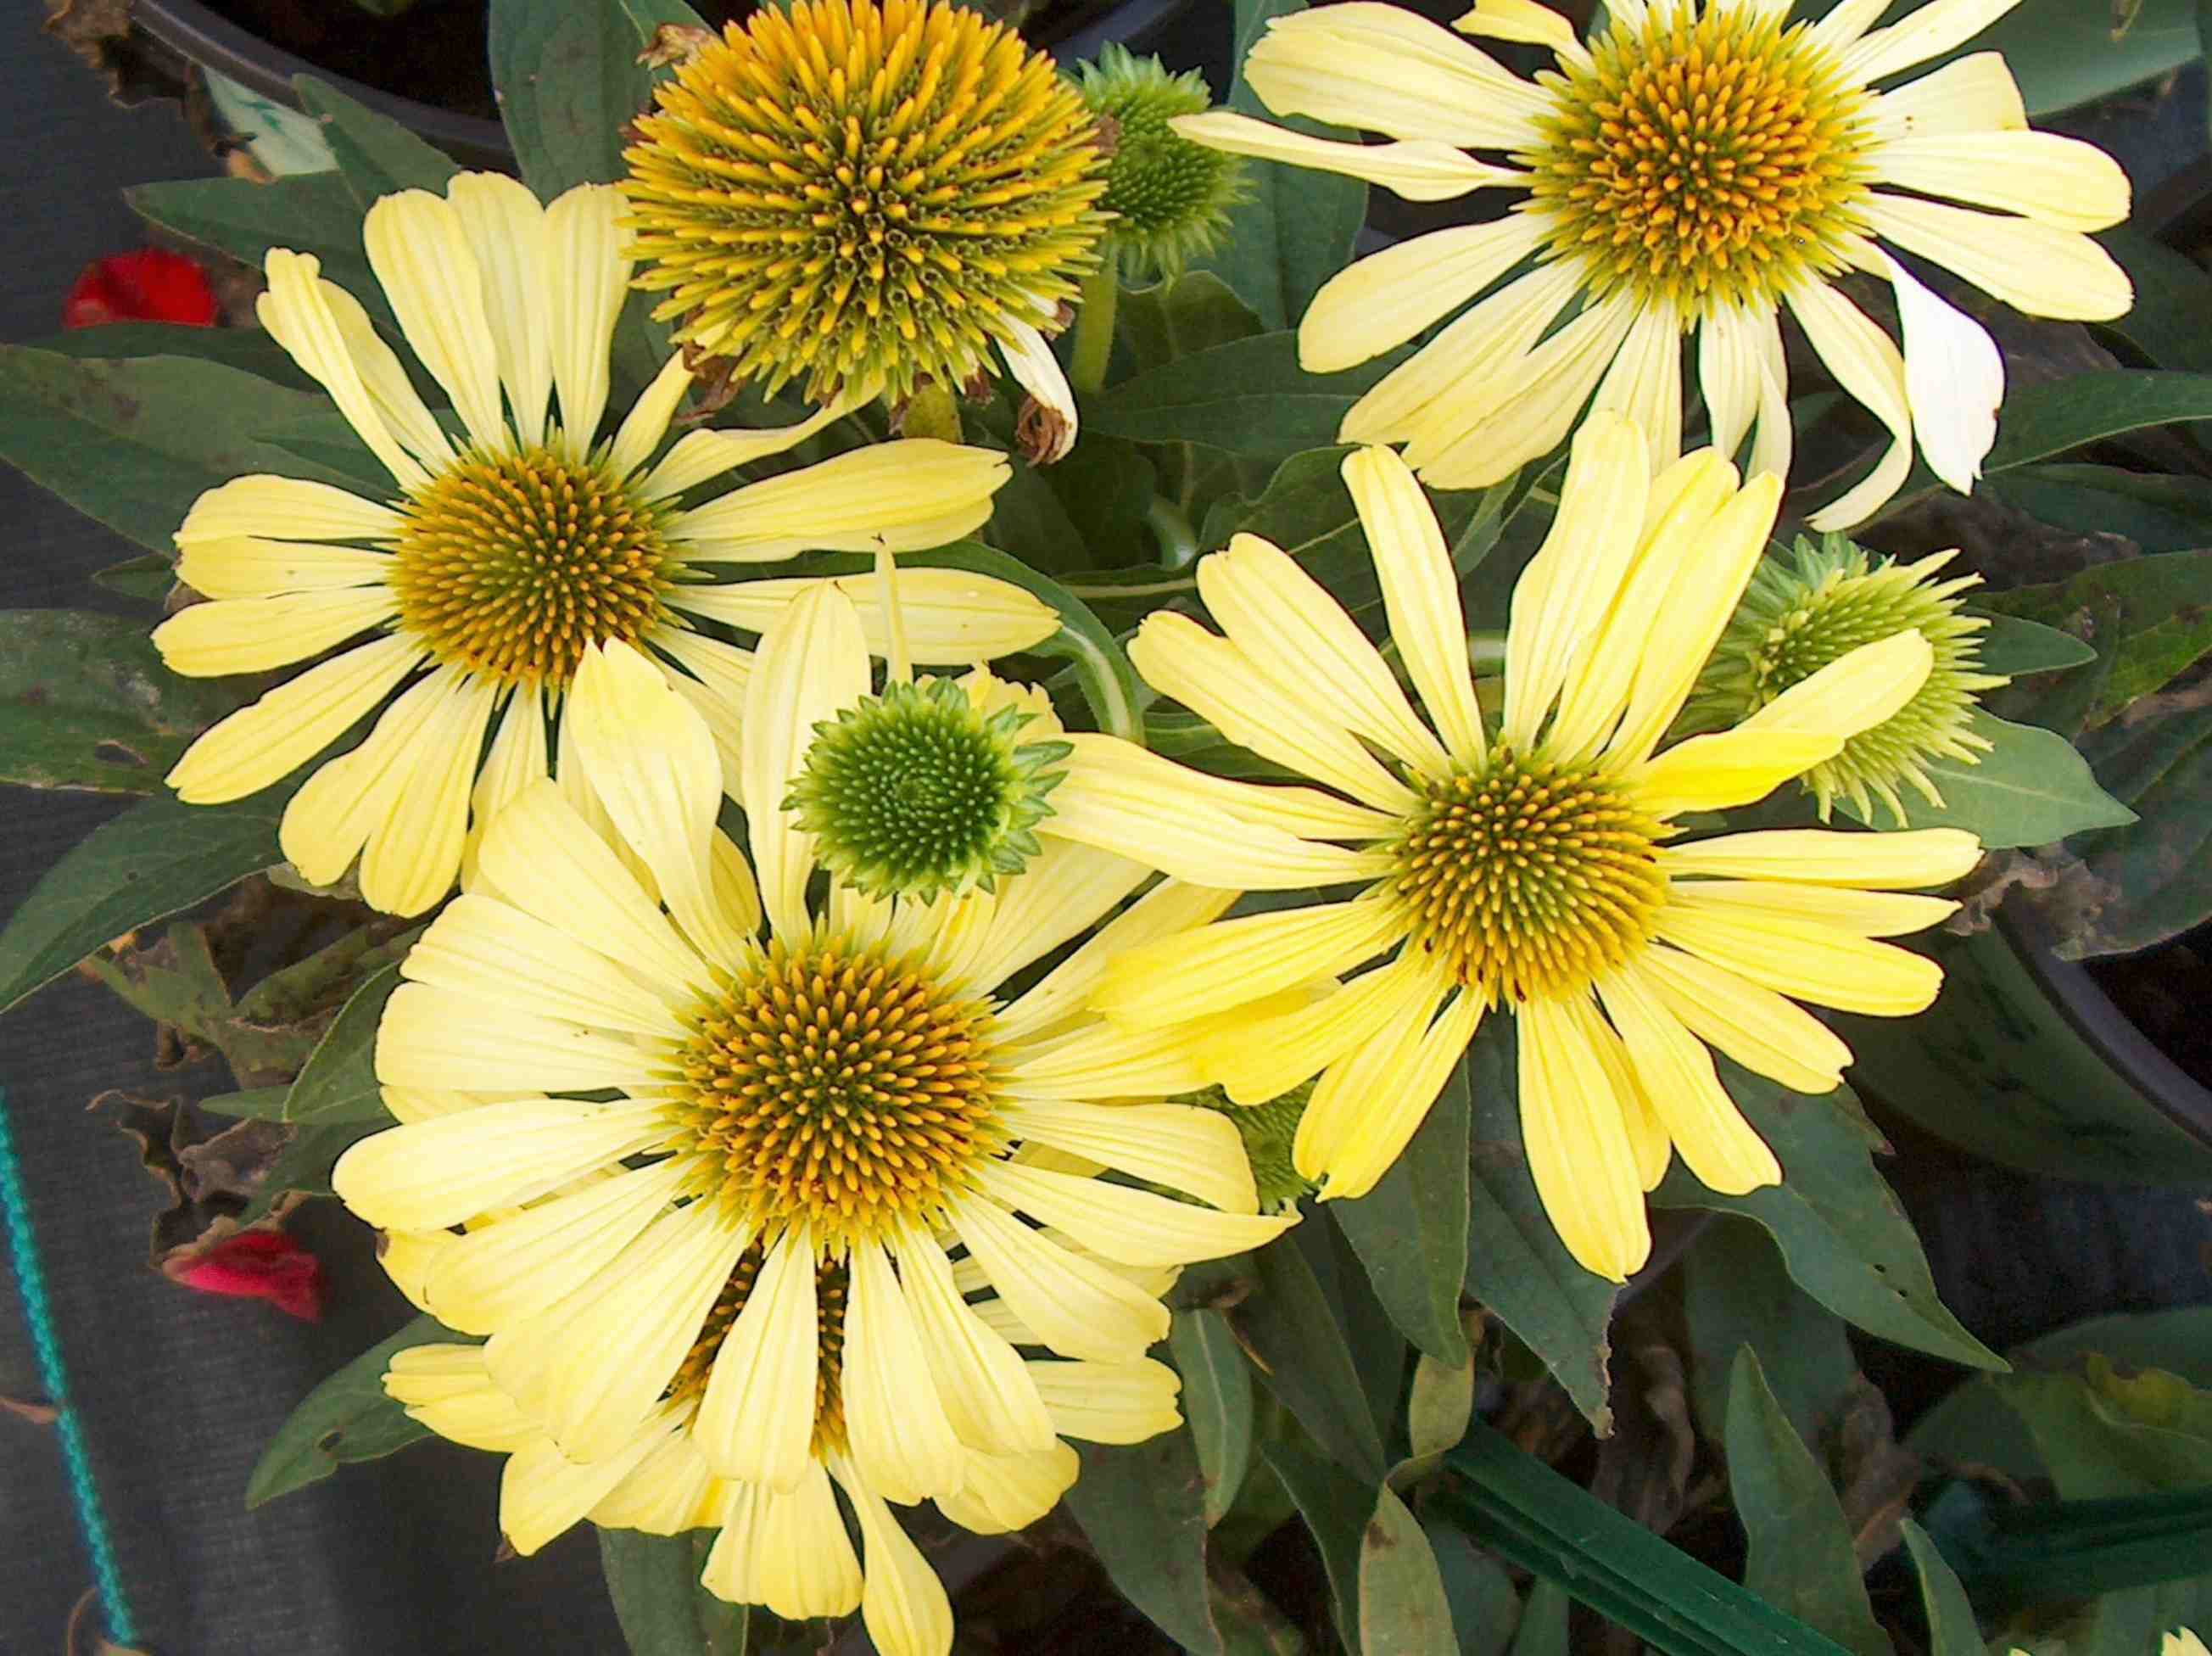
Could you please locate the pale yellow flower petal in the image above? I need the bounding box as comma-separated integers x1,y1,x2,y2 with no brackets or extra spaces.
446,171,553,447
1003,1019,1210,1100
1168,112,1510,204
589,1429,722,1535
257,251,428,489
1293,968,1448,1177
1841,0,2027,86
500,1420,673,1555
992,874,1237,1043
1873,131,2128,232
543,183,630,456
1517,994,1651,1283
693,1228,818,1490
403,892,690,1039
1801,0,1888,53
1669,880,1958,937
1573,993,1671,1192
176,535,390,601
670,440,1008,561
705,1464,864,1619
362,189,506,450
1312,987,1482,1200
651,629,750,795
979,1161,1293,1267
1200,534,1450,774
419,1160,687,1335
606,352,694,481
1735,629,1935,742
1862,194,2132,322
1503,411,1651,748
1344,445,1488,763
838,1239,969,1504
532,1205,751,1464
1878,249,2003,496
386,1344,539,1451
637,395,854,501
841,1459,957,1656
1864,53,2025,141
1787,278,1914,532
1631,728,1842,817
741,584,869,938
1696,302,1765,472
1002,1099,1259,1216
567,640,748,965
374,979,669,1095
174,473,403,545
1597,965,1782,1195
1454,0,1589,64
936,1443,1080,1535
461,688,550,891
154,586,398,676
1131,611,1416,813
165,633,421,804
1300,215,1546,372
952,1196,1170,1362
1661,827,1983,888
317,279,455,468
1026,1357,1182,1444
331,1098,666,1231
473,778,710,997
1094,899,1405,1029
1637,944,1851,1094
1243,3,1548,146
673,568,1059,660
1199,954,1439,1106
896,1229,1056,1457
1654,904,1944,1016
997,318,1077,462
1589,297,1684,478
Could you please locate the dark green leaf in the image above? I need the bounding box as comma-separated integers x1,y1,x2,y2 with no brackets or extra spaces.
1681,1216,1856,1447
293,76,461,204
1969,613,2099,679
240,1118,386,1222
1997,1363,2212,1499
1334,1060,1470,1366
92,554,178,605
284,961,408,1123
489,0,706,199
0,610,256,792
1115,272,1267,380
1231,1234,1388,1481
1423,1524,1521,1656
1360,1485,1458,1656
1265,1439,1372,1650
1986,370,2212,473
1981,550,2212,724
985,453,1089,574
0,344,355,554
1040,437,1159,568
247,1314,457,1506
1064,1429,1224,1656
1169,1308,1254,1526
1460,1021,1618,1433
1986,463,2212,554
1653,1066,2004,1370
1724,1348,1889,1656
2094,228,2212,374
2063,695,2212,955
1505,1580,1568,1656
1835,712,2135,848
200,1088,293,1119
1915,0,2198,115
0,789,285,1014
131,172,392,333
597,1527,750,1656
1187,0,1365,330
1899,1519,1983,1656
1087,333,1401,462
1401,1351,1475,1477
33,322,319,391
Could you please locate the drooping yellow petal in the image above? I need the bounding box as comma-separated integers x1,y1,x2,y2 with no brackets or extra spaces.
839,1458,958,1656
670,441,1008,560
1199,954,1439,1106
952,1196,1170,1362
894,1229,1056,1457
838,1239,969,1505
703,1462,863,1618
1025,1357,1183,1444
936,1443,1081,1535
1597,966,1782,1195
1000,1099,1259,1216
165,633,421,805
500,1418,673,1555
1313,987,1483,1200
1637,944,1852,1094
1517,994,1651,1283
978,1161,1294,1267
993,875,1237,1043
674,569,1059,662
693,1227,818,1490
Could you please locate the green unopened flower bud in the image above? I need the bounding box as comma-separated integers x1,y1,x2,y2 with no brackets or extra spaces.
1187,1080,1317,1212
785,675,1071,901
1077,46,1246,281
1686,533,2007,825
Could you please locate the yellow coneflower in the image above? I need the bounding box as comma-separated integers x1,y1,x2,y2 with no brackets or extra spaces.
155,171,1051,917
1173,0,2132,526
1036,416,1981,1282
623,0,1108,426
333,616,1290,1653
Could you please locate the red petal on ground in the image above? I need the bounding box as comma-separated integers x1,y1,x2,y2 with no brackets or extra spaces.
62,248,220,329
171,1228,327,1321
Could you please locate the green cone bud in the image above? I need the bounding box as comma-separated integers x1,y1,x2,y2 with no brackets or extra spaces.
785,675,1071,901
1187,1080,1316,1212
1076,45,1247,281
1685,533,2007,825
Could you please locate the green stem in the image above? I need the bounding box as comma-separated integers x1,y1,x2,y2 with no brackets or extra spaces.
894,382,963,444
1069,264,1120,395
1143,495,1200,568
1468,629,1508,669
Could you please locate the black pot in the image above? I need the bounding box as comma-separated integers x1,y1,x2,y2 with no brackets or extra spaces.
130,0,1216,177
1839,906,2212,1188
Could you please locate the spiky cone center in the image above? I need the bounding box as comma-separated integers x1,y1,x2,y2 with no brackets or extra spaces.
1522,3,1871,316
1079,46,1243,278
785,677,1070,901
669,1245,852,1454
622,0,1110,406
1187,1079,1315,1211
667,937,1005,1245
1690,537,2004,823
1389,747,1667,1004
388,445,673,688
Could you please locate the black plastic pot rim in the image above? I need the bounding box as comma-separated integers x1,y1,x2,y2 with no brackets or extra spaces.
2000,902,2212,1153
131,0,1198,177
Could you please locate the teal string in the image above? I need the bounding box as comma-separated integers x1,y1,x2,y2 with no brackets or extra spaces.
0,1088,142,1648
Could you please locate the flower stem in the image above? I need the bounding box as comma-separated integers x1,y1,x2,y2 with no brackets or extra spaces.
1144,495,1199,568
1070,264,1120,395
897,382,964,443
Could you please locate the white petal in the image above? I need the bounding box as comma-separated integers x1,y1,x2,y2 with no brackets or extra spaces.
998,321,1076,462
1876,250,2003,495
